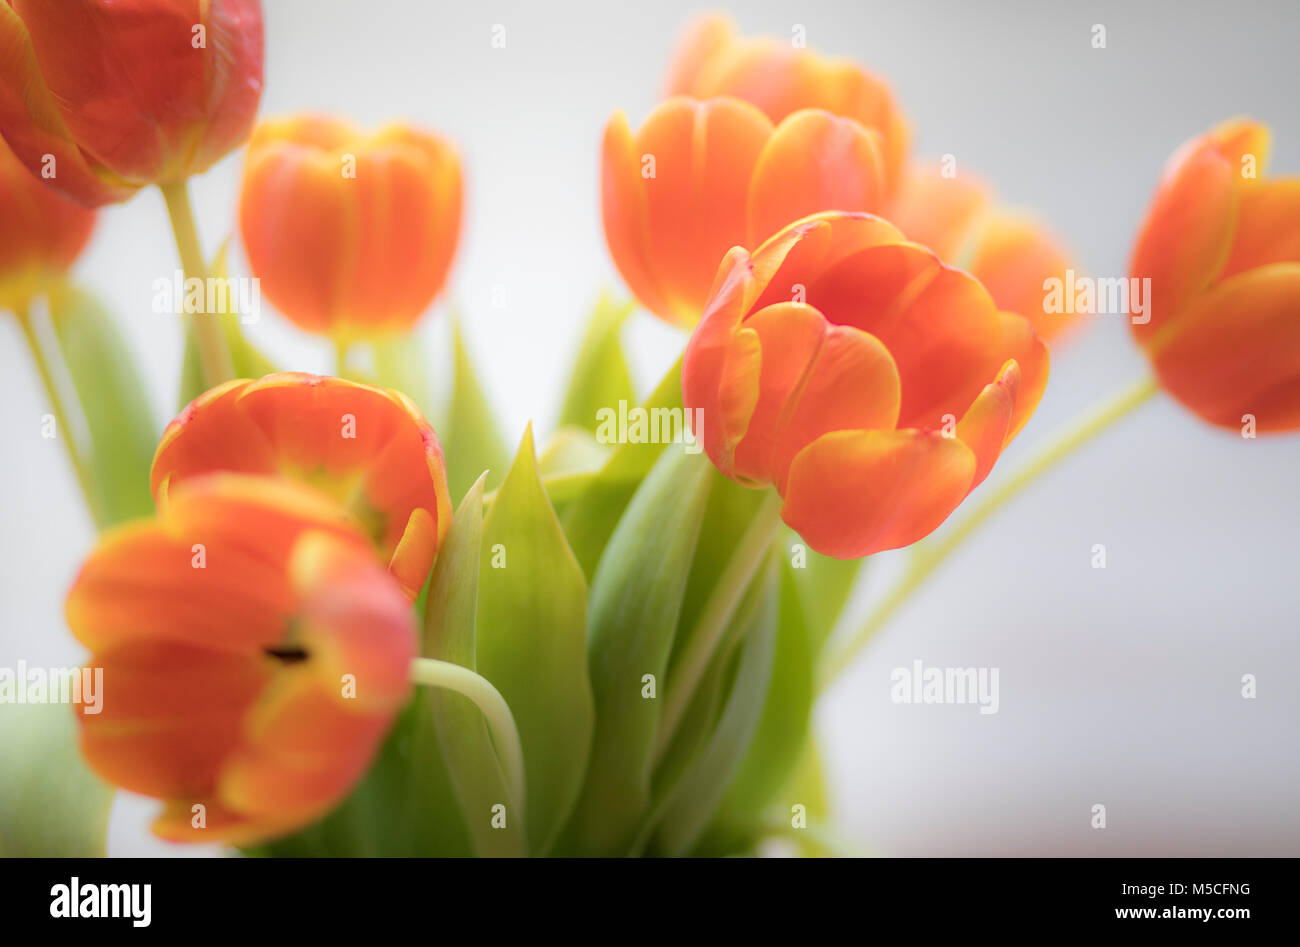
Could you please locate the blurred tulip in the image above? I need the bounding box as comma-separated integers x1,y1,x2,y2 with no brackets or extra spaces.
664,15,908,199
239,115,462,338
604,97,889,326
683,211,1048,559
888,162,1079,346
0,139,95,310
152,373,453,599
67,473,416,844
1130,118,1300,432
0,0,263,207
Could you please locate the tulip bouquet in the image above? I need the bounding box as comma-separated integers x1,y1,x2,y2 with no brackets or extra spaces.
1,4,1296,859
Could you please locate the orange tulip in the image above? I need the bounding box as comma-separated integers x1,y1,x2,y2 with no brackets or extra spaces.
603,97,889,326
239,115,463,338
888,162,1079,346
682,211,1048,559
664,15,908,200
1130,118,1300,432
0,138,95,310
151,373,453,599
67,473,416,844
0,0,263,207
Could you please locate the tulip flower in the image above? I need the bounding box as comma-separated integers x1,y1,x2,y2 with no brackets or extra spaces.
239,115,463,338
663,15,908,199
1130,118,1300,432
0,0,264,207
683,211,1048,559
0,139,95,310
151,373,454,599
67,473,416,844
604,97,889,326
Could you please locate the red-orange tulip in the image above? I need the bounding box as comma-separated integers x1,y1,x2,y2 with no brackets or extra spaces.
239,115,463,338
1130,118,1300,432
0,138,95,309
604,97,889,327
683,211,1048,559
152,373,453,599
0,0,263,207
67,473,416,844
888,162,1079,346
664,15,908,200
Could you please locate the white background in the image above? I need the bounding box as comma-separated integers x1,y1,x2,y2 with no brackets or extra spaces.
2,0,1297,855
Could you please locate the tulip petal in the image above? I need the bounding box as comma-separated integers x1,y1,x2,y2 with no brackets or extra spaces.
748,109,886,247
994,311,1050,441
1148,262,1300,432
969,214,1078,344
663,15,735,97
956,359,1020,491
781,428,976,558
1219,177,1300,279
888,163,990,261
731,302,901,488
601,110,674,322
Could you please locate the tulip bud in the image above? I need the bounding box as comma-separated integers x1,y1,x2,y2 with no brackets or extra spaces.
239,116,463,338
0,139,95,310
0,0,264,207
1130,118,1300,432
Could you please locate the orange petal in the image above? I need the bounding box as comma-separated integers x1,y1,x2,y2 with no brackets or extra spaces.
956,360,1020,490
730,302,901,488
662,15,735,97
636,96,775,324
748,109,886,247
781,428,976,558
1219,177,1300,280
993,311,1050,442
602,110,675,322
1147,262,1300,432
969,213,1078,344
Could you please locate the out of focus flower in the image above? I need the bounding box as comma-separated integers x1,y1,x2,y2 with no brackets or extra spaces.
151,373,453,599
603,97,889,326
664,15,908,198
239,115,462,338
1130,118,1300,432
0,138,95,310
0,0,264,207
67,473,416,844
683,211,1048,559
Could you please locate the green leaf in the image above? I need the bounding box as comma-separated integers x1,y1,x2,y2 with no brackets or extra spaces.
48,284,157,527
371,333,436,420
421,475,527,856
695,561,816,855
0,702,114,857
440,322,510,502
177,246,277,406
556,446,713,856
786,526,864,650
652,553,781,856
559,356,684,577
477,425,593,855
557,293,636,433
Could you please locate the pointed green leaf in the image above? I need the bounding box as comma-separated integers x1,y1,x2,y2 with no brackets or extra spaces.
477,425,593,855
556,446,713,856
557,293,636,433
441,323,510,502
0,702,114,856
48,284,156,527
421,476,526,856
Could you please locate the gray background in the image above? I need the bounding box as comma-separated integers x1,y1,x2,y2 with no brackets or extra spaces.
1,0,1297,855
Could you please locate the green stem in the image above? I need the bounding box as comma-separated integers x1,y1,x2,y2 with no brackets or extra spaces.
15,301,100,525
818,375,1161,691
651,488,785,766
409,656,527,812
160,178,232,389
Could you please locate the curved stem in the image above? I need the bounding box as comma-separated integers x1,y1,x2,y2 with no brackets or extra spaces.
818,375,1161,691
160,179,232,389
15,301,100,524
651,488,784,766
409,657,527,812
